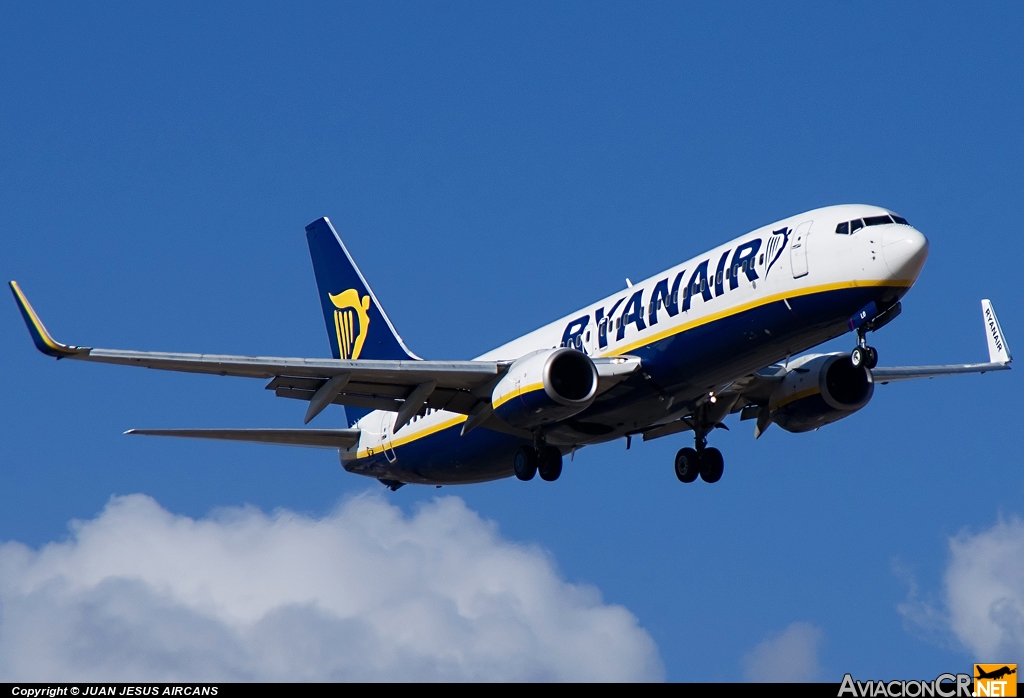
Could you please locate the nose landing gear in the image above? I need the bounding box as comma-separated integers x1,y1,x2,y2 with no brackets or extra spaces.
850,329,879,369
849,301,902,369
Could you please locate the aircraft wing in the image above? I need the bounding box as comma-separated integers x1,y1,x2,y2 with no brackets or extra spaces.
871,300,1011,383
643,299,1011,442
125,428,360,449
11,282,636,430
10,281,507,423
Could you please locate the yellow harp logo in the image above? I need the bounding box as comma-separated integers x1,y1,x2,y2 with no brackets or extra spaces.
329,289,371,360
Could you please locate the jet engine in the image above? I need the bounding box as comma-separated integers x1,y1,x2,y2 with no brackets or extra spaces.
492,348,598,429
769,353,873,433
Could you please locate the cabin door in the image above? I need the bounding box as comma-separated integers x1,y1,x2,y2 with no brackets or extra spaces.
379,412,397,463
790,221,812,279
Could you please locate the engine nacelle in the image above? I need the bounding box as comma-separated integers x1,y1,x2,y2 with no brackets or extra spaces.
492,348,598,429
769,353,874,433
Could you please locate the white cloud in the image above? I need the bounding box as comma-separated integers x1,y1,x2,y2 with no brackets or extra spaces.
943,517,1024,661
0,494,663,682
741,622,823,682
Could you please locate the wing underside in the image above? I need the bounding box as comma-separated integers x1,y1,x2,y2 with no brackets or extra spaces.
126,428,361,449
9,281,639,437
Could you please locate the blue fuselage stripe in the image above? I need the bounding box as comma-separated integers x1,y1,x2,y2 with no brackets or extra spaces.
348,284,901,485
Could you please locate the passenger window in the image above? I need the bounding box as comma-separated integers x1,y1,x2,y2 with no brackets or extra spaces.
836,221,850,235
865,215,893,227
850,219,864,233
891,215,909,225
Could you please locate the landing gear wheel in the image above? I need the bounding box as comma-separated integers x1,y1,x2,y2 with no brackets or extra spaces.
674,447,700,483
538,446,563,482
851,346,878,369
864,346,878,369
513,447,537,481
699,447,724,483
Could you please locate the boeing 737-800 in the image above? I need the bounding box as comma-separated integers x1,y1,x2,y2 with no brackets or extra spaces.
10,205,1012,489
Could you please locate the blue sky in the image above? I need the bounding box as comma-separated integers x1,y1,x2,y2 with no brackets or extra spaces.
2,2,1023,681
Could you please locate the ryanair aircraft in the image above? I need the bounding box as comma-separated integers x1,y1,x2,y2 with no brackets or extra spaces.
10,205,1012,489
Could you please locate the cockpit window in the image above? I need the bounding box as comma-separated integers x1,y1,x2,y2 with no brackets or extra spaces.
836,213,911,234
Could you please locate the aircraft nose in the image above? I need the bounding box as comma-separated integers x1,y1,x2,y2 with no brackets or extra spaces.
881,225,928,279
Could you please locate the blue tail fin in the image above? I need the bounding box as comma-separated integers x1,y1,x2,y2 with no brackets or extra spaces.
306,217,419,426
306,217,419,363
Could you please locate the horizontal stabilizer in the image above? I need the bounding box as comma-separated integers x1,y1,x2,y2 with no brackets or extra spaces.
125,428,360,450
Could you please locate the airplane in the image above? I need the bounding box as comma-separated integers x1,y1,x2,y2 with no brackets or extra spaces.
975,666,1016,681
10,204,1012,490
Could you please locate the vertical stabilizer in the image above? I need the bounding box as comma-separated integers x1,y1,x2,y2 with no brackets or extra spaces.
306,217,420,425
306,217,419,362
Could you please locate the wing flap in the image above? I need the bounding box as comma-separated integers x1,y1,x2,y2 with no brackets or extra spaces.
125,428,361,449
11,281,506,396
85,348,502,388
871,362,1010,383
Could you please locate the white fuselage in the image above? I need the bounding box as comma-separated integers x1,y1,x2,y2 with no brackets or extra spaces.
351,204,928,471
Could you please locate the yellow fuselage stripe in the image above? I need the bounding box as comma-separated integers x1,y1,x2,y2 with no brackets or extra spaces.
598,279,910,358
355,279,909,459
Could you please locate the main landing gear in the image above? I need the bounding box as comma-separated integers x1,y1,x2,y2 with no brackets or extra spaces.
674,400,728,484
674,437,724,484
514,444,563,482
850,329,879,369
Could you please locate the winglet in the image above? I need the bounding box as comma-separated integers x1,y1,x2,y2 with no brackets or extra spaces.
8,281,87,358
981,300,1012,364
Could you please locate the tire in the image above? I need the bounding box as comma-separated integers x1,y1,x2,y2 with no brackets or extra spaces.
864,346,878,369
699,447,724,483
674,447,700,483
851,347,865,367
513,447,537,481
538,446,563,482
